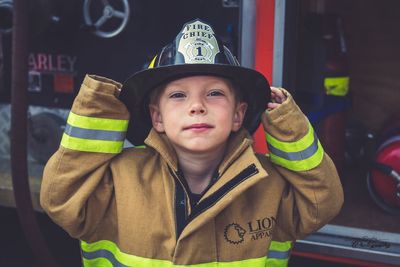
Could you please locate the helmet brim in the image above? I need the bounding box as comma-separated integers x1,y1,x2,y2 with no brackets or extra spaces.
119,63,271,146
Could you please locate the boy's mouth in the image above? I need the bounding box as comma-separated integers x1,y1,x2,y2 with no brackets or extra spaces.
184,123,213,131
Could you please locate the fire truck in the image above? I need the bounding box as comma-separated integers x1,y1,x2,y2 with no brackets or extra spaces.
0,0,399,266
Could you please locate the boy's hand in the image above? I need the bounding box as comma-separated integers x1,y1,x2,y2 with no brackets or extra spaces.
267,87,287,111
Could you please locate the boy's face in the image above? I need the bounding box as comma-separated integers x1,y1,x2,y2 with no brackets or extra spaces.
149,75,247,154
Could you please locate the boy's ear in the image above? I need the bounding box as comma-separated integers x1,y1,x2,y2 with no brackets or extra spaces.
232,102,248,132
149,104,165,132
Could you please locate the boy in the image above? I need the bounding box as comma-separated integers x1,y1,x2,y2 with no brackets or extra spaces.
41,19,343,267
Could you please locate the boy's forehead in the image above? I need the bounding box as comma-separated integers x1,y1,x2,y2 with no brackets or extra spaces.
164,75,234,88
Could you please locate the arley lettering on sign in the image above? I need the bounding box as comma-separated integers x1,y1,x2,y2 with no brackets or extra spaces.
29,53,77,73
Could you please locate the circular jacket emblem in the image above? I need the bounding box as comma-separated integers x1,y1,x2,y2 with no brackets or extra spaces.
224,223,246,245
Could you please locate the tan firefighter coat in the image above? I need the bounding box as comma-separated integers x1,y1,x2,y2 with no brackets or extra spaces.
40,75,343,267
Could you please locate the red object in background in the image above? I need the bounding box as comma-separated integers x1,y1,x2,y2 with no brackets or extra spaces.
54,73,74,93
252,0,275,154
318,111,346,172
370,119,400,209
367,118,400,214
371,140,400,207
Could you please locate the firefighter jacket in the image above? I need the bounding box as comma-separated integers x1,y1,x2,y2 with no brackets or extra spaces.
40,75,344,267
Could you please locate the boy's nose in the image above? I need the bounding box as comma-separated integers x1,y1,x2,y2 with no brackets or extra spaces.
189,102,206,115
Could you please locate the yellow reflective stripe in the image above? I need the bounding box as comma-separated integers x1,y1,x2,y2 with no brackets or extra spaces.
270,140,324,171
61,133,124,153
82,239,172,267
266,123,315,153
82,257,268,267
265,258,289,267
266,241,291,267
324,76,349,96
82,257,113,267
67,112,128,132
148,56,157,69
266,123,324,171
81,240,270,267
269,241,292,252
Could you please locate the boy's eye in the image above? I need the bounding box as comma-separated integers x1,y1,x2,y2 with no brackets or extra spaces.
208,90,224,96
169,92,186,98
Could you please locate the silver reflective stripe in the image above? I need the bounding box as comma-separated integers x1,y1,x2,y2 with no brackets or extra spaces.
267,249,291,260
82,249,128,267
268,132,318,161
65,124,126,141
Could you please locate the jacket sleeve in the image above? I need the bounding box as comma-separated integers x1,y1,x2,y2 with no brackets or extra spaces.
261,89,344,241
40,75,129,239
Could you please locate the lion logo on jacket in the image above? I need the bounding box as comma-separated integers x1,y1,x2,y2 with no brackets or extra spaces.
224,223,247,244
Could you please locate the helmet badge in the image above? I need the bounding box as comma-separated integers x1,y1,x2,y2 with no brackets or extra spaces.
177,19,220,64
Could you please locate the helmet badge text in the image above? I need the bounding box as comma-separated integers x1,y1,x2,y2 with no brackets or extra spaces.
178,20,220,64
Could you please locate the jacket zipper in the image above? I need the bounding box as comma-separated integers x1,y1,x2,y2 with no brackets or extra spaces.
169,167,191,240
187,164,259,223
172,164,259,238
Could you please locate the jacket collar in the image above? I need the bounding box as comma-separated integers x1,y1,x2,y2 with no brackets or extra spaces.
144,128,179,171
144,127,269,201
144,128,270,241
218,129,254,174
144,128,255,173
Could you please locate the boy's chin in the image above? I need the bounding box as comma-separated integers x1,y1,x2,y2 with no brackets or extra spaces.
172,141,227,155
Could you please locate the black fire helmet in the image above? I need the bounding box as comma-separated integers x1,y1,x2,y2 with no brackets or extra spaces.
119,19,271,145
